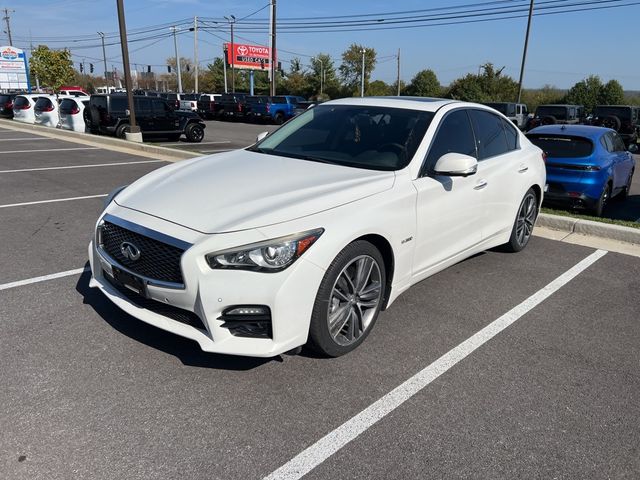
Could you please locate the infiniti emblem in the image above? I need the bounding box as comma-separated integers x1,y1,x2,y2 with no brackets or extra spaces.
120,241,141,261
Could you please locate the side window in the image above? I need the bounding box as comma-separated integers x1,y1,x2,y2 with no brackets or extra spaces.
502,118,519,151
469,109,509,160
601,133,614,153
423,109,476,173
152,99,166,114
569,107,576,119
612,133,626,152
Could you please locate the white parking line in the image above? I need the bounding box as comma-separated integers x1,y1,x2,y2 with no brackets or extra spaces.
0,266,90,292
0,147,99,154
0,194,107,209
0,160,165,174
263,249,608,480
0,137,48,142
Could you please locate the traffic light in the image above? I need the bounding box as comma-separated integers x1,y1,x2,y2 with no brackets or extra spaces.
147,65,151,73
79,63,83,73
277,61,282,72
167,65,172,73
89,63,94,73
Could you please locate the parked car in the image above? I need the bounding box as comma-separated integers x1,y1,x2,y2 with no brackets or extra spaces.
12,94,41,124
591,105,640,146
244,95,270,122
159,92,181,109
179,93,200,112
89,97,545,358
482,102,529,129
217,93,248,120
132,89,160,97
0,92,17,118
527,104,585,130
34,95,61,128
527,125,636,216
269,95,307,124
293,100,316,117
88,94,206,142
197,93,221,119
59,96,90,132
59,85,90,97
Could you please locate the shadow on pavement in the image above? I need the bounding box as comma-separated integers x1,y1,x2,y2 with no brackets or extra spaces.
75,267,273,371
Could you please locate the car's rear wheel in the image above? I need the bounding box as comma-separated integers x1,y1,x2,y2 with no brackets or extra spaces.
115,123,129,139
592,182,611,217
307,241,386,357
503,188,538,252
273,112,285,125
185,123,204,142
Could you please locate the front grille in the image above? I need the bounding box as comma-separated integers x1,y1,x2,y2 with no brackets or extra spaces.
100,221,185,284
104,274,206,331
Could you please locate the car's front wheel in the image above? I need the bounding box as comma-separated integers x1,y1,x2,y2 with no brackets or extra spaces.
503,188,538,252
185,123,204,142
307,241,386,357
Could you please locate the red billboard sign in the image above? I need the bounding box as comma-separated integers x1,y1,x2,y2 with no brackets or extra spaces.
225,43,273,71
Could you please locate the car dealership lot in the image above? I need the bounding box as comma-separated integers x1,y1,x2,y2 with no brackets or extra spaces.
1,127,639,479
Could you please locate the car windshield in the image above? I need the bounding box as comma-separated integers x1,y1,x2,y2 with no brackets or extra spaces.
594,107,631,120
249,105,434,171
527,134,593,158
536,106,568,120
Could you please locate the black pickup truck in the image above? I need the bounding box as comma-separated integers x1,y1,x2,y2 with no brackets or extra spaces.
217,93,249,120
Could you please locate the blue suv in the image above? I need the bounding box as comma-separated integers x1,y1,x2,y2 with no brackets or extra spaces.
527,125,636,216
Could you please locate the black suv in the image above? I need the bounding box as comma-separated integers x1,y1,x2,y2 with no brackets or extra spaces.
87,94,206,142
0,93,17,118
527,104,585,130
591,105,639,146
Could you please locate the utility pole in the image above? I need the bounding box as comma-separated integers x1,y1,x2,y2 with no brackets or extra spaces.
222,45,228,93
320,59,324,97
517,0,535,104
224,15,236,93
361,49,366,97
97,32,110,88
171,26,182,93
396,48,401,96
116,0,141,141
193,16,198,93
270,0,277,96
2,8,14,45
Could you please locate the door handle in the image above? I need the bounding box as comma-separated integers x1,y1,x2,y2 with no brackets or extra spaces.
518,165,529,173
474,179,488,190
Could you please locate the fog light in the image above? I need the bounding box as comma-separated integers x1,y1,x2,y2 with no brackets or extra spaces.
219,305,272,339
225,306,269,316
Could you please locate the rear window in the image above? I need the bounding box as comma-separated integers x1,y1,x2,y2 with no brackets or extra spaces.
59,98,78,114
13,96,30,108
182,93,199,100
272,96,287,104
527,134,593,158
34,97,53,111
594,107,632,120
484,103,516,116
110,96,128,111
0,94,11,104
91,96,108,111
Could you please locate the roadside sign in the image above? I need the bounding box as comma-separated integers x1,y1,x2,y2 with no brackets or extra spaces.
225,43,274,71
0,46,30,92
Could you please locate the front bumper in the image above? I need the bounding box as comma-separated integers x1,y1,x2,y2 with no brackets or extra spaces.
88,213,326,357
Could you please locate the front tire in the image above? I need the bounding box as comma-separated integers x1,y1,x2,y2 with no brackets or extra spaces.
185,123,204,142
115,123,129,139
307,241,386,357
503,188,538,252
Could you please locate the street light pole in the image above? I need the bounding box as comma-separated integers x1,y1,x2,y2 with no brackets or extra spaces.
97,32,109,89
193,16,198,93
171,26,183,93
361,49,366,97
270,0,277,96
116,0,141,141
517,0,535,104
224,15,236,93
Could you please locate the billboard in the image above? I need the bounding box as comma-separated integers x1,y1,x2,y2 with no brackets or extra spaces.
0,46,30,91
225,43,273,71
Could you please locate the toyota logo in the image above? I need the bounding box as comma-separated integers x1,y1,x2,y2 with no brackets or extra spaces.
120,241,141,261
237,45,248,56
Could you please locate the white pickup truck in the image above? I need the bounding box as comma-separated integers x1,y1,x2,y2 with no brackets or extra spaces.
178,93,200,113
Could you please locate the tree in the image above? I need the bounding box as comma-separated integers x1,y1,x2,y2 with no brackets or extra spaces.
366,80,391,96
339,44,377,96
200,57,227,93
564,75,602,113
600,79,624,105
446,63,518,102
404,69,441,97
309,53,340,99
520,84,564,112
281,57,312,96
30,45,74,92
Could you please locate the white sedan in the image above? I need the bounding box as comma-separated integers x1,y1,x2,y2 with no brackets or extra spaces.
89,97,545,358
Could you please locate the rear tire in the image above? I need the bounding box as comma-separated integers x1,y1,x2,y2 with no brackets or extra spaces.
592,182,611,217
614,170,633,202
115,123,129,139
307,241,386,357
185,123,204,143
273,112,285,125
503,188,538,253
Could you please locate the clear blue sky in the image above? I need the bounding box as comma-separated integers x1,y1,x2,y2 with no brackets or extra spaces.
4,0,640,90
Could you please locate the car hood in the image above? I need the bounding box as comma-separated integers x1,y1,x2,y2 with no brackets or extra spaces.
115,150,395,234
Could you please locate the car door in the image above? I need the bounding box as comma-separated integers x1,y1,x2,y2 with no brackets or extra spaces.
411,108,484,276
134,97,152,132
468,109,527,240
610,132,633,191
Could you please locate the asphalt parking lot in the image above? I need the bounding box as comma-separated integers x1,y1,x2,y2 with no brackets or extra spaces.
1,126,639,480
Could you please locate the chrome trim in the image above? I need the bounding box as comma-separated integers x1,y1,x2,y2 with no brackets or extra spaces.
97,247,186,290
102,213,193,251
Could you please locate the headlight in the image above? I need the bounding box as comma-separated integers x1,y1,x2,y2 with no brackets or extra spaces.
103,185,128,210
206,228,324,272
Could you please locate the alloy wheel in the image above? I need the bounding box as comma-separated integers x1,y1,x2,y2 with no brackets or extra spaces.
326,255,382,347
516,193,537,246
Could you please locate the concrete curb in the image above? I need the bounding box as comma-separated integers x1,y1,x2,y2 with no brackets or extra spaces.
0,118,200,161
536,212,640,245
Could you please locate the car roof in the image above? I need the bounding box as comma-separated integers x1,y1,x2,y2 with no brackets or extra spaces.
527,124,612,139
321,96,459,112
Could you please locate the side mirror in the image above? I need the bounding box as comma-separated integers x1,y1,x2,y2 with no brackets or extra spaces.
256,131,269,142
433,152,478,177
628,144,639,154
